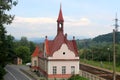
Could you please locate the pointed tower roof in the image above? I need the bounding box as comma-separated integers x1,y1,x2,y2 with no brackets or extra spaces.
57,5,64,22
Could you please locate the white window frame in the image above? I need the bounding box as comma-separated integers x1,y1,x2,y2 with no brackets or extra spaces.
71,66,75,74
62,66,66,74
53,66,57,74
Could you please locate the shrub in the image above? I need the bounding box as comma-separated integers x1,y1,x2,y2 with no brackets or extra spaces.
68,75,88,80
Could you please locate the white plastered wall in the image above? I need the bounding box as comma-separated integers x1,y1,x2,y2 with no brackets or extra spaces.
31,57,38,66
48,61,79,74
47,43,79,74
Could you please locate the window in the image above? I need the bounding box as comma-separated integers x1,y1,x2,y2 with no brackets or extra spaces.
34,60,37,66
63,52,65,55
53,66,57,74
71,66,75,74
62,66,66,74
59,24,62,28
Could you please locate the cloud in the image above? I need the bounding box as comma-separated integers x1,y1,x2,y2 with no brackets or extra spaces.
13,16,56,24
13,16,91,26
65,17,91,26
6,16,112,39
7,16,57,39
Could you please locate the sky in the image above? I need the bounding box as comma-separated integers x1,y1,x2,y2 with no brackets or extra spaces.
6,0,120,40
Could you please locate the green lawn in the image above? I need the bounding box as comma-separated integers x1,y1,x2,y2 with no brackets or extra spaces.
80,59,120,72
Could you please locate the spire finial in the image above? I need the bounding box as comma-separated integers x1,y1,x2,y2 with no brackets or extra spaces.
60,2,62,10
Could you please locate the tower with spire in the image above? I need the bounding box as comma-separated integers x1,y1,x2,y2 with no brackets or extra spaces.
57,5,64,34
31,5,79,80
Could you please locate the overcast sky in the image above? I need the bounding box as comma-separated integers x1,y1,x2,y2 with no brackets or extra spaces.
6,0,120,40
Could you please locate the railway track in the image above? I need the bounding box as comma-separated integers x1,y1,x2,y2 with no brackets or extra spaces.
80,64,120,80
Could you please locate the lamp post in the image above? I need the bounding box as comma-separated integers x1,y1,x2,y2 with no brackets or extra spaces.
92,50,94,61
107,48,110,69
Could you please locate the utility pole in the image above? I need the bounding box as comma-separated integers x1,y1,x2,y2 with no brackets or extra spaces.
113,29,116,80
113,13,119,80
115,13,119,32
92,50,93,61
84,40,86,62
107,48,110,67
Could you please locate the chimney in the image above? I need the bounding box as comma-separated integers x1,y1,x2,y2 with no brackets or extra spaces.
45,36,47,40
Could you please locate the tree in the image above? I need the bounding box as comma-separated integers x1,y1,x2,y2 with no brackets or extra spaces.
0,0,17,79
19,37,35,53
15,46,30,63
6,35,16,62
20,36,29,46
13,37,36,63
29,41,35,54
116,44,120,66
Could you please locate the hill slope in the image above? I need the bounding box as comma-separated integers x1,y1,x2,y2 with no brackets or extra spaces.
76,32,120,49
93,32,120,43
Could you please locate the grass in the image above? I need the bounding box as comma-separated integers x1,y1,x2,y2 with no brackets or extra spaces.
80,59,120,72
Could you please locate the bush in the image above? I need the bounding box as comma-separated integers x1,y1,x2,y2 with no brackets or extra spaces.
68,75,88,80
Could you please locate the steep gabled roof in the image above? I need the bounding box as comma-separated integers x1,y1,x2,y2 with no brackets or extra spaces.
31,46,39,57
45,32,78,57
38,50,43,58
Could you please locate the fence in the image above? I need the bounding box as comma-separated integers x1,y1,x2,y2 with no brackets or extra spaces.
79,70,106,80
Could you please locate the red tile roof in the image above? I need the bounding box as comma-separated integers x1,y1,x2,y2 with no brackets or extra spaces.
38,50,43,58
31,46,40,57
45,31,78,57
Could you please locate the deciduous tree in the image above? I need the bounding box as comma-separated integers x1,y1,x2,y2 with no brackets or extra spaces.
15,46,30,63
0,0,17,79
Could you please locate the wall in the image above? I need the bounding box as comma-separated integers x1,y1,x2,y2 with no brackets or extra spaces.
31,57,38,67
48,61,79,74
38,58,48,72
47,44,79,75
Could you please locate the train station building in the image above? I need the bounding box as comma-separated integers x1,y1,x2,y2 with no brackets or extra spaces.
31,6,79,80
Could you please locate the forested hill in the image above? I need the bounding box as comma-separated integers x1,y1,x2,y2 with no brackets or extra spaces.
93,32,120,43
76,32,120,49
